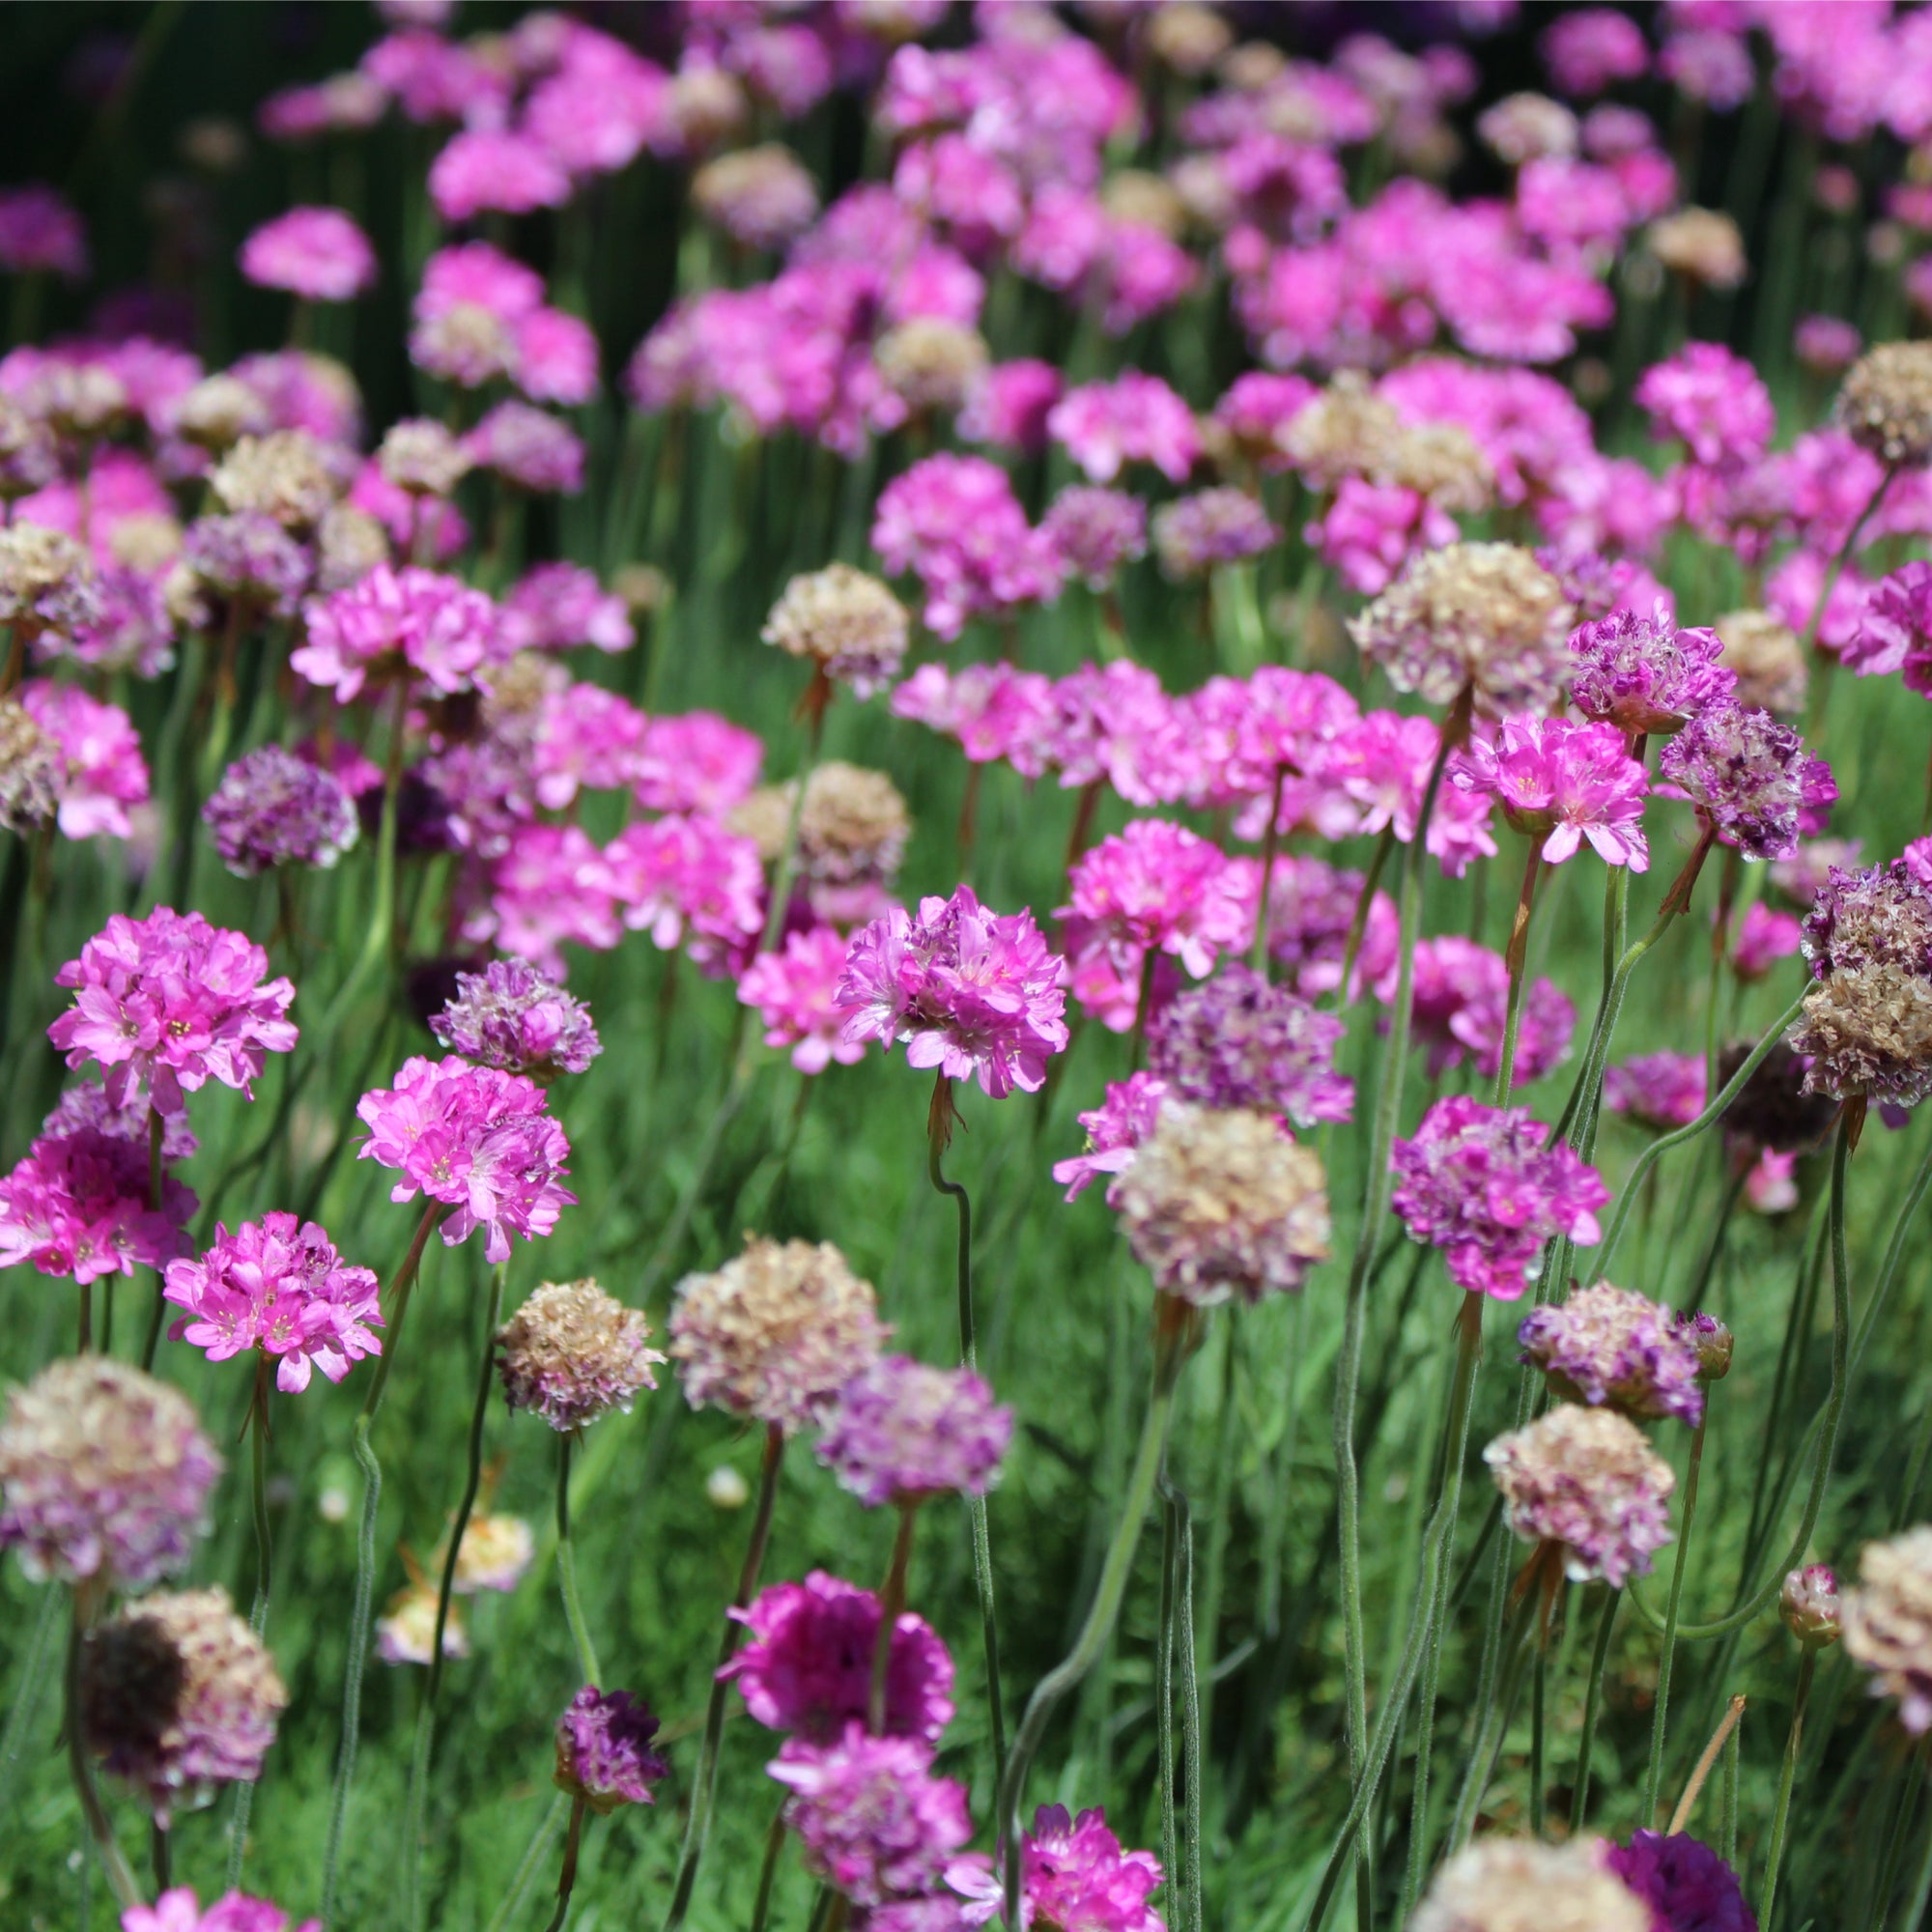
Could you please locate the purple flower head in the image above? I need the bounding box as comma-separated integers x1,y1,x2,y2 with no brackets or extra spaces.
1148,966,1352,1126
769,1724,974,1910
293,563,499,704
815,1355,1012,1508
723,1572,954,1744
1152,488,1277,581
1602,1833,1757,1932
502,562,631,654
1390,1095,1609,1302
431,956,601,1081
837,886,1069,1099
1053,1071,1168,1203
949,1804,1163,1932
1040,485,1148,589
163,1214,382,1394
203,746,358,877
553,1687,667,1814
1543,9,1649,96
1453,716,1650,870
1518,1283,1706,1427
1636,344,1775,469
50,908,298,1115
123,1888,319,1932
1569,604,1736,735
1795,314,1861,376
355,1055,576,1264
1802,862,1932,979
1375,937,1575,1090
1659,701,1838,863
1605,1052,1708,1130
1842,561,1932,693
185,513,313,618
466,401,585,497
0,184,87,277
959,359,1064,454
239,208,376,303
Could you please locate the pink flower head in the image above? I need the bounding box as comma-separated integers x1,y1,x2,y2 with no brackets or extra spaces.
816,1354,1012,1507
1052,1071,1168,1203
501,562,631,653
837,885,1069,1098
355,1055,576,1264
1040,486,1148,590
50,909,296,1114
606,813,765,976
1732,900,1804,980
1309,478,1457,597
769,1725,974,1910
1657,700,1836,862
1796,314,1861,376
428,129,571,223
0,185,87,278
1390,1094,1610,1301
163,1214,382,1394
958,359,1063,453
1568,604,1735,734
892,662,1057,775
431,956,601,1080
949,1804,1162,1932
122,1889,319,1932
1153,488,1277,580
532,684,647,810
1323,711,1501,878
1041,662,1190,806
634,711,763,816
239,209,376,303
1542,9,1650,96
1048,372,1200,484
1149,965,1352,1125
1184,667,1360,812
482,824,623,979
723,1572,955,1745
513,305,598,406
468,402,586,496
294,564,498,703
1842,561,1932,691
416,241,544,326
1063,820,1247,984
1453,715,1650,869
1605,1052,1709,1130
1377,936,1575,1090
739,926,865,1075
16,679,149,838
1635,344,1775,469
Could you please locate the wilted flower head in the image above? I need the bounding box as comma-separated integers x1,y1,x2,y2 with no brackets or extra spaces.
211,431,338,532
1152,488,1277,580
692,144,819,251
377,417,472,497
163,1214,382,1394
1659,701,1835,862
1112,1102,1330,1306
1788,868,1932,1102
1349,542,1572,713
430,955,601,1080
0,696,60,832
1485,1404,1676,1586
1391,1095,1609,1302
1147,965,1351,1125
1648,208,1747,289
0,521,98,639
203,746,358,877
376,1582,467,1665
1600,1834,1755,1932
1518,1283,1706,1426
1478,92,1579,164
1782,1564,1842,1646
81,1586,285,1824
1412,1836,1649,1932
239,207,377,303
554,1688,668,1813
670,1236,886,1434
815,1355,1012,1507
184,512,312,618
50,907,297,1114
452,1512,533,1594
949,1804,1163,1932
1835,342,1932,467
1842,1528,1932,1730
0,1356,220,1587
874,320,991,418
762,564,909,699
497,1278,663,1433
724,1571,955,1744
1569,605,1734,735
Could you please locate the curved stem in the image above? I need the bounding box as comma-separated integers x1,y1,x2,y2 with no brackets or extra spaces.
557,1432,602,1688
225,1356,276,1889
1668,1693,1747,1835
1570,1588,1621,1832
1641,1413,1710,1826
1759,1647,1816,1930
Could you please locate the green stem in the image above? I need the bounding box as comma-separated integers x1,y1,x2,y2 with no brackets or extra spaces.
1759,1646,1816,1930
1251,764,1288,975
1529,1643,1548,1838
1493,839,1541,1103
557,1432,602,1688
869,1504,918,1735
1332,827,1395,1009
544,1794,587,1932
1447,1586,1541,1853
1157,1467,1204,1932
1571,1588,1620,1832
65,1597,141,1914
225,1355,276,1889
1642,1413,1711,1827
320,680,409,1038
139,1108,165,1370
749,1801,789,1932
1801,461,1898,733
481,1796,567,1932
660,1422,784,1932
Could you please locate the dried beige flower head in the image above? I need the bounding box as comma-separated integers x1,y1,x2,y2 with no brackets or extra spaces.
0,696,60,832
378,417,474,497
175,374,272,451
763,564,910,698
1412,1836,1650,1932
1842,1525,1932,1732
1715,609,1807,716
1280,373,1405,490
1787,962,1932,1106
1835,341,1932,467
212,430,338,531
1146,3,1233,78
1648,208,1747,289
498,1277,667,1434
874,319,990,416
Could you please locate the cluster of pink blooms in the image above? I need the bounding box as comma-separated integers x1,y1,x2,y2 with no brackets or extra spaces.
239,208,377,304
123,1889,318,1932
14,679,151,838
1383,937,1576,1090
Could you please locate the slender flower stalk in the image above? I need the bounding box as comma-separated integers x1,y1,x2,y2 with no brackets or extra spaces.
868,1503,919,1736
1760,1646,1817,1927
65,1591,141,1914
556,1432,601,1687
1640,1411,1711,1827
1493,841,1541,1102
222,1351,276,1888
1570,1586,1621,1830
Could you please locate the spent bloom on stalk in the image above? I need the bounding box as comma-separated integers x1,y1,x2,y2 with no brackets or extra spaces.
723,1572,955,1744
739,926,866,1075
1517,1283,1706,1426
239,208,377,302
1151,488,1276,579
0,1356,220,1587
1605,1053,1707,1129
431,956,601,1080
553,1688,668,1812
1782,1564,1842,1646
1113,1102,1331,1305
1052,1071,1168,1202
163,1215,383,1394
1452,716,1650,869
838,886,1069,1099
1412,1837,1650,1932
293,562,499,702
202,745,358,876
452,1513,532,1594
1841,1525,1932,1732
1716,610,1807,717
1485,1404,1676,1586
1658,700,1836,862
762,563,909,700
377,1583,468,1665
1568,605,1735,734
50,908,297,1114
1146,966,1351,1125
1390,1095,1609,1302
949,1804,1164,1932
123,1889,318,1932
497,1278,663,1433
355,1055,575,1264
669,1237,885,1434
1602,1833,1756,1932
80,1586,285,1825
1834,342,1932,467
815,1355,1011,1507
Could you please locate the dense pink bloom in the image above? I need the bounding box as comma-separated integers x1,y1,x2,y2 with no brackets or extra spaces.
1063,821,1246,984
355,1055,576,1264
513,305,599,406
554,1687,667,1812
50,909,296,1114
1041,486,1148,589
1322,711,1500,878
1658,700,1836,861
1542,9,1649,96
1662,29,1755,110
294,564,498,702
0,185,87,277
164,1214,382,1394
837,885,1068,1098
1148,965,1352,1125
239,209,376,303
1184,667,1359,812
950,1804,1162,1932
634,711,762,816
16,679,149,838
468,401,586,495
1636,345,1775,469
1375,936,1575,1089
739,926,864,1075
606,813,764,975
891,662,1056,774
532,684,647,810
724,1572,954,1745
415,240,543,326
1842,561,1932,689
428,129,571,223
816,1355,1011,1507
1569,604,1735,733
1040,662,1190,805
1309,478,1456,596
1048,372,1200,484
482,824,623,977
1052,1071,1168,1202
1605,1053,1708,1130
1390,1094,1609,1300
123,1889,318,1932
502,562,631,653
1733,902,1804,980
958,359,1062,453
1453,716,1650,869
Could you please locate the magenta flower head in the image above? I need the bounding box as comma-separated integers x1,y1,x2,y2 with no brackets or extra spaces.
1062,820,1247,983
837,886,1069,1099
239,208,377,303
769,1724,975,1910
1781,1564,1841,1647
1040,485,1148,589
1569,604,1735,735
50,908,298,1115
553,1687,668,1813
1602,1833,1755,1932
1658,700,1836,862
1636,343,1774,469
1148,965,1352,1126
723,1571,955,1744
430,955,601,1081
815,1355,1012,1508
0,1356,221,1588
1375,937,1575,1091
1843,561,1932,691
1047,371,1200,484
163,1215,382,1394
949,1804,1163,1932
1152,488,1277,580
355,1055,576,1264
293,563,499,703
123,1887,319,1932
739,926,866,1076
1453,716,1650,870
1390,1095,1609,1302
1518,1283,1706,1427
1605,1052,1707,1129
1052,1071,1168,1203
1733,901,1804,980
203,745,359,877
